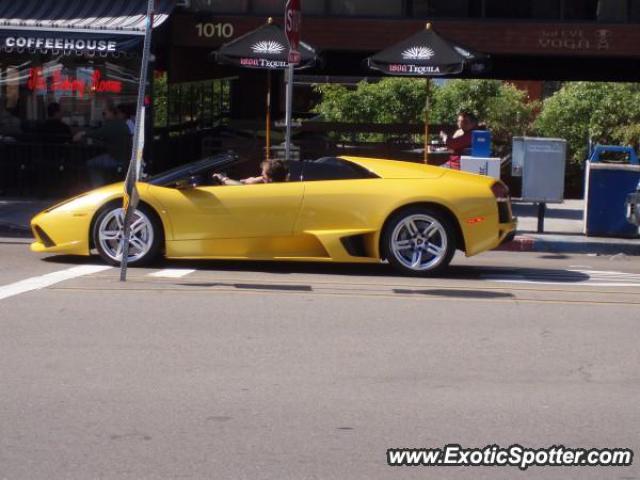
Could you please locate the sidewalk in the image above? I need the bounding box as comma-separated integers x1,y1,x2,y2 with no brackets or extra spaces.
499,199,640,256
1,197,639,255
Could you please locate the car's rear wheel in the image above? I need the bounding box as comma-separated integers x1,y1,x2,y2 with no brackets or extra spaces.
382,207,456,276
93,204,162,266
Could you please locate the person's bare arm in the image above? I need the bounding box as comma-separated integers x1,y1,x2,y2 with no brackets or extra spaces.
241,176,266,185
212,173,242,185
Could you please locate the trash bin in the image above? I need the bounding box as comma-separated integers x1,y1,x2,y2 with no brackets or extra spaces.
584,145,640,238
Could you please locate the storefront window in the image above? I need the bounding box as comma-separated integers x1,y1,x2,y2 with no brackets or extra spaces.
596,0,628,21
412,0,480,18
485,0,531,18
0,54,139,136
564,0,598,20
631,0,640,21
328,0,403,17
0,49,143,196
531,0,562,19
483,0,561,19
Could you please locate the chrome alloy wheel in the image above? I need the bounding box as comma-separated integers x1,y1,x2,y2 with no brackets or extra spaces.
97,208,154,263
390,214,448,271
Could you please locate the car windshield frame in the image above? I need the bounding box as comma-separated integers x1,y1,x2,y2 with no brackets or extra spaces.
144,154,379,188
145,153,239,187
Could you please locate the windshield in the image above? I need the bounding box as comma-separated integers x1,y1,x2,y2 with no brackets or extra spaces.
145,153,238,186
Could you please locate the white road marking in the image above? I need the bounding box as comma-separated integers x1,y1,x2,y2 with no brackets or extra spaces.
148,269,196,279
0,265,112,301
484,269,640,288
495,280,640,288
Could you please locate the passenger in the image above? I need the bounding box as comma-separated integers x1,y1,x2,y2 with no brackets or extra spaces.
213,159,289,185
439,111,479,170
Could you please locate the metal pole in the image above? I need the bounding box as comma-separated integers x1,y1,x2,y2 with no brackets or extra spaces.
284,63,294,161
424,78,430,164
537,202,546,233
266,70,271,161
120,0,155,282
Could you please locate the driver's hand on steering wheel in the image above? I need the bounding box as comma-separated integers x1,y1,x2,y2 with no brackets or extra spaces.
212,173,228,184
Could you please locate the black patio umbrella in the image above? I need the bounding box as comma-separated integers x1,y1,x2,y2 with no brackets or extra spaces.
213,18,320,160
366,23,489,162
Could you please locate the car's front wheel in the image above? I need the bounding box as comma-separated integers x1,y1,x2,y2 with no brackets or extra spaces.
93,204,162,266
382,207,456,276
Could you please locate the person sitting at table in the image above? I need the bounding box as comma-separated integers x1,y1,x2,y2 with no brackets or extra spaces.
0,103,21,138
40,102,72,143
73,104,132,187
439,111,479,170
117,103,136,136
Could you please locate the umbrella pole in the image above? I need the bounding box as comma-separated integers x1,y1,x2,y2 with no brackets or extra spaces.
266,70,271,161
284,64,294,161
424,78,431,164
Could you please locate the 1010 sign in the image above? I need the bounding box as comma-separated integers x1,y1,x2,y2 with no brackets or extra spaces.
195,22,234,38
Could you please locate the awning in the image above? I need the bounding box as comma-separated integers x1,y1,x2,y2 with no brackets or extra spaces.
0,0,174,56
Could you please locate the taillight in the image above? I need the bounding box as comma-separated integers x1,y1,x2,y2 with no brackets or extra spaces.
491,181,510,201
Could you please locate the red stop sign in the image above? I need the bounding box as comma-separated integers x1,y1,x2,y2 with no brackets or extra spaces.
285,0,301,56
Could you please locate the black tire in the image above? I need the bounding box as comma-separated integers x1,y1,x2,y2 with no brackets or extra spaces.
382,206,457,276
92,203,163,266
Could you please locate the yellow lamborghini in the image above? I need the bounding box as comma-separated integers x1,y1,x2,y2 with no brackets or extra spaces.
30,154,516,276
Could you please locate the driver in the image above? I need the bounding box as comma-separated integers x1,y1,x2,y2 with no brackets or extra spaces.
213,159,289,185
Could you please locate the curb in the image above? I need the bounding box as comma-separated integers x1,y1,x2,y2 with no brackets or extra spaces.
496,235,640,256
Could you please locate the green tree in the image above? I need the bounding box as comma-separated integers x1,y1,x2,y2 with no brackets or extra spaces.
535,82,640,165
153,71,168,128
313,78,428,141
313,78,537,150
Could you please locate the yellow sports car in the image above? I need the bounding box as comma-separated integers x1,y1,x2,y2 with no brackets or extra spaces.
31,154,516,276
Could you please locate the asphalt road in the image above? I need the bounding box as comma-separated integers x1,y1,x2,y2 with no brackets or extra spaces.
1,238,639,480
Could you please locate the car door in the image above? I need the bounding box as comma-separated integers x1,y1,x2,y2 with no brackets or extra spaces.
148,181,304,242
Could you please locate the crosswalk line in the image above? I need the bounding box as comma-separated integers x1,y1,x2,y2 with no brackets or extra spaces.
0,265,112,301
148,269,196,279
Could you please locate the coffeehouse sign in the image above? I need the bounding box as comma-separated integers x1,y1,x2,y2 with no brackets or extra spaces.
3,36,118,52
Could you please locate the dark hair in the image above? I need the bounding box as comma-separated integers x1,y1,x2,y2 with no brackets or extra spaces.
458,110,479,124
117,103,135,118
263,160,289,182
104,104,119,116
47,102,61,118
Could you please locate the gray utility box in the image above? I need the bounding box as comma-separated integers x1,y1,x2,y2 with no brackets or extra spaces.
512,137,567,203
